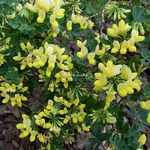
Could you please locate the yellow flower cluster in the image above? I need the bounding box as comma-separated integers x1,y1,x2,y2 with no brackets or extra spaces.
107,20,145,54
14,41,74,80
93,61,142,106
17,94,90,145
66,13,94,31
55,70,73,88
26,0,65,37
107,20,131,37
16,114,45,143
0,82,28,107
76,39,110,65
117,65,142,97
14,41,75,91
37,95,89,133
94,60,122,91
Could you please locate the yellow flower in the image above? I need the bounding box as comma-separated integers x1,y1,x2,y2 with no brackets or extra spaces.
88,20,94,29
106,89,116,106
140,100,150,110
87,52,96,65
20,130,30,138
26,41,34,52
93,74,107,91
71,13,81,24
130,79,142,91
46,100,54,110
72,98,79,106
82,123,90,131
53,6,65,19
106,112,116,123
77,115,84,122
50,14,58,28
117,83,128,97
77,125,81,132
121,65,137,80
120,40,128,54
98,60,122,77
35,118,45,126
118,19,131,33
48,83,54,92
25,3,38,13
106,116,116,123
54,96,64,102
117,79,141,97
30,131,37,142
95,44,106,55
71,113,78,123
107,24,119,37
66,20,72,31
13,52,24,61
107,20,131,37
43,123,52,129
131,29,145,42
11,93,27,107
128,38,136,52
76,41,88,58
111,40,120,53
37,134,45,143
63,115,71,124
138,134,146,147
2,94,10,103
59,107,68,115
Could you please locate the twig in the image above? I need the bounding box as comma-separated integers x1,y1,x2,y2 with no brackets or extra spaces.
88,0,112,19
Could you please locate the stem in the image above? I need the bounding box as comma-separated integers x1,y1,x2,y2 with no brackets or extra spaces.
117,96,126,106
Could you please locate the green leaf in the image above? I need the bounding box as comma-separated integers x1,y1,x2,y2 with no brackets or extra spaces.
72,23,80,32
92,125,101,137
97,132,111,141
128,123,140,135
4,67,20,85
122,122,130,134
93,100,105,110
101,38,111,45
110,134,127,150
0,1,4,4
132,6,150,22
8,20,18,29
140,48,150,63
129,55,140,68
5,0,15,3
85,98,96,110
86,139,97,150
18,26,25,31
3,4,14,13
0,65,8,74
85,5,97,14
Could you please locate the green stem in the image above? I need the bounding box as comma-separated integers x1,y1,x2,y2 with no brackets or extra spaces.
117,96,126,106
